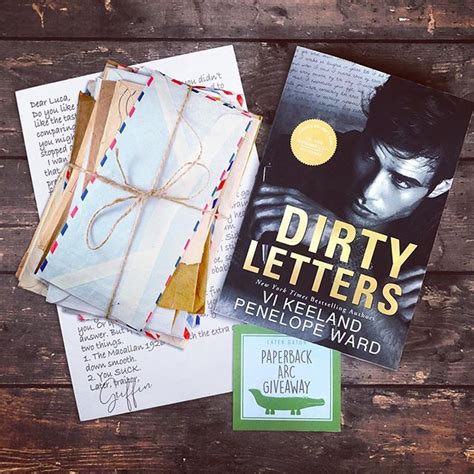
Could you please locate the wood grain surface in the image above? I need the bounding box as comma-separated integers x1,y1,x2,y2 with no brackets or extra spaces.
0,388,472,471
0,1,472,472
0,1,473,40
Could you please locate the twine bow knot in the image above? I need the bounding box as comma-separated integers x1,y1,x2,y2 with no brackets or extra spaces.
82,150,210,251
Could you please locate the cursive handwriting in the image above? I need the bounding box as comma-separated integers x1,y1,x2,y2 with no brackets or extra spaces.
98,376,152,413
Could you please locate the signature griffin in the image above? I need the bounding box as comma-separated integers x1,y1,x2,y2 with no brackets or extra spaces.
99,376,152,413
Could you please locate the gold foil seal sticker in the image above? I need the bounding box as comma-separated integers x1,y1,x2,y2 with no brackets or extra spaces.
290,119,337,166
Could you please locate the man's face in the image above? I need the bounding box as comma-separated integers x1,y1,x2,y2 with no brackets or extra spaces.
341,132,438,228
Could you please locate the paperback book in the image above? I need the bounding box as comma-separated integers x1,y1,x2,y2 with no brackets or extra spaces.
215,47,472,369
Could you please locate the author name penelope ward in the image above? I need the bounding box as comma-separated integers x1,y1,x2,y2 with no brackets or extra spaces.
233,290,381,355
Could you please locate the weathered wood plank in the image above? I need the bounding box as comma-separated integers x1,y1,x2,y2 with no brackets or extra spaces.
0,1,472,40
0,159,39,227
0,387,472,471
0,41,472,157
0,273,472,386
1,158,471,271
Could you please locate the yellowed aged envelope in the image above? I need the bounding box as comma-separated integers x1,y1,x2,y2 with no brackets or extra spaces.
158,232,211,313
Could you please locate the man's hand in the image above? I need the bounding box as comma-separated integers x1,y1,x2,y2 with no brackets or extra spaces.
394,266,425,323
249,184,336,247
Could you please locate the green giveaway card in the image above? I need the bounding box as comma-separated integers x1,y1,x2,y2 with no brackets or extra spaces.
233,325,341,431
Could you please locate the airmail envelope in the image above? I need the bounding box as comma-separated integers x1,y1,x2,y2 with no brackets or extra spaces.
38,71,258,331
41,67,258,322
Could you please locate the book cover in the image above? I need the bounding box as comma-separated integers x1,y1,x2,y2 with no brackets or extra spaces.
233,325,340,432
215,47,472,369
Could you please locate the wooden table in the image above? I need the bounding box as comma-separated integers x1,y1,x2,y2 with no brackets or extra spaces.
0,1,473,471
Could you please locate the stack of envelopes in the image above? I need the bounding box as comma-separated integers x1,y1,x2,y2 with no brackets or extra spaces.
17,61,261,348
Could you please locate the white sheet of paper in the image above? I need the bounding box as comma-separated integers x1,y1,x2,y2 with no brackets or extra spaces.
16,45,259,421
